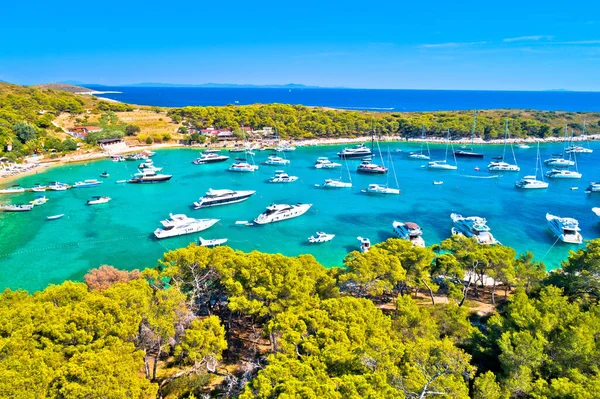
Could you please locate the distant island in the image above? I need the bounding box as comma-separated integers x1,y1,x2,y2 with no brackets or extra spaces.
85,82,329,89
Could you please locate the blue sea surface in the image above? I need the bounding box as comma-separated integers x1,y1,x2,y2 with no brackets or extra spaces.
1,142,599,292
86,85,600,112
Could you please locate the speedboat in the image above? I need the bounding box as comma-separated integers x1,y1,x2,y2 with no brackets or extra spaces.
565,145,593,154
128,170,172,183
139,160,154,169
546,213,583,244
585,182,600,193
227,161,258,172
253,203,312,225
269,171,298,183
262,156,290,166
100,171,110,178
29,196,48,206
517,144,531,149
1,204,33,212
47,182,70,191
87,196,111,205
408,152,430,160
487,161,520,172
193,152,230,164
316,178,352,188
337,143,373,159
73,179,103,188
433,181,444,185
357,160,387,174
364,184,400,195
315,157,341,169
357,236,371,252
31,184,47,192
545,169,582,179
154,214,219,239
516,176,549,189
392,221,425,247
450,213,499,245
193,189,255,209
198,237,228,247
0,185,25,194
544,158,575,167
308,232,335,243
592,208,600,218
427,160,457,170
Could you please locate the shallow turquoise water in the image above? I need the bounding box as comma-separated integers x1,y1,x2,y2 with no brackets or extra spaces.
1,142,599,292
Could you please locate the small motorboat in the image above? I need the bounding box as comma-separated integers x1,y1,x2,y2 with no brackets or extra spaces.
116,180,127,184
47,214,65,220
1,204,34,212
0,185,26,194
308,232,335,243
87,196,111,205
29,196,48,206
198,237,228,247
474,167,480,171
571,187,579,191
433,181,444,185
357,236,371,252
31,184,47,192
100,171,110,178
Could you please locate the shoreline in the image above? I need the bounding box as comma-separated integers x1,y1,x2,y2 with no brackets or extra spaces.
1,134,596,185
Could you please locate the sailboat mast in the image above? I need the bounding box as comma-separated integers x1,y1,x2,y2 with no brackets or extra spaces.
502,119,508,160
471,110,477,146
371,119,375,154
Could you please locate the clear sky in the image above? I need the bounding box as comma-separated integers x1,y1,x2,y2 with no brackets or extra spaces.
1,0,599,90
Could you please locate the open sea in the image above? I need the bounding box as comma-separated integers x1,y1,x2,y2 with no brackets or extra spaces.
86,85,600,112
1,142,600,292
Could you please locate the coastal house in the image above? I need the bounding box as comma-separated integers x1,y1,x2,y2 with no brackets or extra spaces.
252,126,274,137
216,130,234,140
98,138,128,154
68,126,103,139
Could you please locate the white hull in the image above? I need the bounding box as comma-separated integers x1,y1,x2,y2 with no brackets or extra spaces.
592,208,600,217
308,232,335,243
253,204,312,225
428,162,457,170
546,213,583,244
198,237,228,247
317,179,352,188
546,170,582,179
408,153,430,160
155,219,219,239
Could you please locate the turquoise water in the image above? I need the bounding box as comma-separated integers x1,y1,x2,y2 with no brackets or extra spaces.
1,142,599,292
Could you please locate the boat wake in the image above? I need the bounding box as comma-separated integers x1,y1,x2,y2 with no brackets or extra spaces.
461,175,501,179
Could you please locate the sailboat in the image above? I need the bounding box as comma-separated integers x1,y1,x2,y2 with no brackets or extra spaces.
454,110,484,158
364,147,400,194
488,120,520,172
565,120,593,154
544,125,575,167
228,125,258,172
545,148,582,179
516,142,549,189
316,152,353,188
408,125,431,160
428,129,458,170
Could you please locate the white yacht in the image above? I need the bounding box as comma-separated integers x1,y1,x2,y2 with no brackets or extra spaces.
1,204,33,212
314,157,341,169
364,183,400,195
198,237,228,247
316,178,353,188
262,156,290,166
228,161,258,172
73,179,103,188
546,213,583,244
585,182,600,193
516,142,548,189
392,221,425,247
193,151,230,164
450,213,499,245
337,143,373,159
544,158,575,168
253,203,312,225
193,189,255,209
308,232,335,243
357,236,371,252
545,169,582,179
489,123,520,172
139,160,154,169
428,130,457,170
517,143,531,149
31,184,47,192
47,182,70,191
269,171,298,183
87,196,111,205
154,214,219,239
0,185,25,194
29,196,48,206
592,208,600,218
128,170,172,183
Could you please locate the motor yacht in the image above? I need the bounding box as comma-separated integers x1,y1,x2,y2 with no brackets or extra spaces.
139,160,154,169
357,160,387,174
198,237,228,247
31,184,47,192
1,204,33,212
308,232,335,243
193,152,230,164
253,203,312,225
392,221,425,247
154,214,219,239
545,169,582,179
87,196,111,205
454,111,484,158
0,185,25,194
314,157,341,169
450,213,499,245
585,182,600,193
337,143,373,159
357,236,371,252
193,189,255,209
47,182,70,191
262,156,290,166
269,171,298,183
29,196,48,206
227,161,258,172
128,170,172,183
316,178,353,188
364,183,400,195
73,179,103,188
517,144,531,149
546,213,583,244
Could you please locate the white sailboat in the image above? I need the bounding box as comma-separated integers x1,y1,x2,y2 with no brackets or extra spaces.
516,142,549,189
565,121,593,154
408,125,431,160
428,129,458,170
364,147,400,194
488,120,520,172
544,125,575,167
316,153,353,188
228,125,258,172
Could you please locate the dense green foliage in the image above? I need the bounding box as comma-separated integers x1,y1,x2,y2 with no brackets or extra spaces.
4,238,599,398
168,103,600,140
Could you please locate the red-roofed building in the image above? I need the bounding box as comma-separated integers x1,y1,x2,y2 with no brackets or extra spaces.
68,126,103,139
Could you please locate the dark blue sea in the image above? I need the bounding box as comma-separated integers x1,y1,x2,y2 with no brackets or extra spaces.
86,85,600,112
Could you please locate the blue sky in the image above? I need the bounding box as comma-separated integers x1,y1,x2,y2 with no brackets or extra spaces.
1,0,599,90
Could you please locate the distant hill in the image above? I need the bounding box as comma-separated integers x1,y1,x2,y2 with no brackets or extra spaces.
88,82,327,89
34,83,93,94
